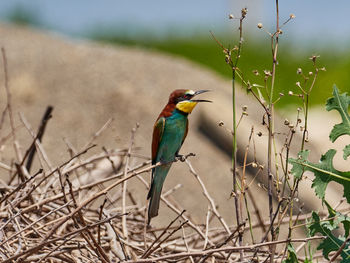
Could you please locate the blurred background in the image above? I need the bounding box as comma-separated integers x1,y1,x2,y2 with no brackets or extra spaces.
0,0,348,230
0,0,349,108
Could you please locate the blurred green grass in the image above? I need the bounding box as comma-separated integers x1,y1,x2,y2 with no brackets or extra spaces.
94,33,350,108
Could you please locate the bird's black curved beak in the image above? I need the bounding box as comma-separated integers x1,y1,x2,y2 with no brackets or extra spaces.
192,90,212,103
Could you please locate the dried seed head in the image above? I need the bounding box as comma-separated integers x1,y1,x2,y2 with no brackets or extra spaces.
309,55,320,63
252,162,257,168
257,131,262,137
278,29,283,34
297,68,302,74
252,69,259,76
218,121,224,127
290,14,296,19
288,124,294,129
257,23,263,29
241,8,248,18
242,105,248,111
284,119,290,125
229,14,234,19
297,118,302,123
242,111,248,116
263,70,272,76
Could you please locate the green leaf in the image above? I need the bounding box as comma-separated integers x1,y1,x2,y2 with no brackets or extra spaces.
289,150,350,202
323,200,350,236
308,212,350,262
290,150,310,179
344,144,350,160
326,85,350,142
318,237,350,262
338,214,350,238
283,244,298,263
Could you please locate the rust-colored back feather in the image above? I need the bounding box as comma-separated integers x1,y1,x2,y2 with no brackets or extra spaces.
151,117,165,164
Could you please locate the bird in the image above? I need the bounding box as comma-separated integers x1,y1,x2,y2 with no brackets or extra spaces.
147,89,211,224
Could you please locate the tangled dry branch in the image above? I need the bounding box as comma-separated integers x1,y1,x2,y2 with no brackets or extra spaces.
0,47,330,263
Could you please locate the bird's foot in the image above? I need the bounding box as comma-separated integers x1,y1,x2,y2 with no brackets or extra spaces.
175,153,196,162
175,154,186,162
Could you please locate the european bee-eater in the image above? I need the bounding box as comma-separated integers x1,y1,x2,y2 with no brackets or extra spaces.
147,89,211,224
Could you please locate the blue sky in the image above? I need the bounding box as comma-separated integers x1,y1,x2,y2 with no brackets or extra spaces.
0,0,348,46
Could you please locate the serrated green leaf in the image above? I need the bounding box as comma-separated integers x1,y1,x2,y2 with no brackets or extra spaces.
318,236,350,262
308,212,350,262
323,200,350,236
338,214,350,238
324,200,337,227
326,85,350,142
283,244,298,263
344,144,350,160
290,150,310,179
289,150,350,202
308,212,323,236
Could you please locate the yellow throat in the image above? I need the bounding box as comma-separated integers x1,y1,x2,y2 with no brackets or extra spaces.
176,101,198,114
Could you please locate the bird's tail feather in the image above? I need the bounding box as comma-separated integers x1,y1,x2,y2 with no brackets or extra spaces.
147,166,169,224
147,183,161,224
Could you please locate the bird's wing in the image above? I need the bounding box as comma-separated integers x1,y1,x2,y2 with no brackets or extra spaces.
176,119,188,155
152,117,166,165
182,119,189,146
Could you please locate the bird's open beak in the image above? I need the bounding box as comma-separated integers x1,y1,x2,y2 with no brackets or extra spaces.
191,90,212,103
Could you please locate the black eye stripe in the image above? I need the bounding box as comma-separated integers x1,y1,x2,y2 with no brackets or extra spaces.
177,94,192,103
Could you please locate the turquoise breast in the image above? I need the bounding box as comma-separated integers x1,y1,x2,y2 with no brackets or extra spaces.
156,109,187,163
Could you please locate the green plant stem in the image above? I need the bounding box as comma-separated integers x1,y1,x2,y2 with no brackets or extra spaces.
283,62,319,261
301,67,318,149
268,1,280,231
231,11,246,261
301,94,309,150
266,1,280,262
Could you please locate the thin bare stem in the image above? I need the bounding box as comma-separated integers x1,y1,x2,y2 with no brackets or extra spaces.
124,237,325,263
142,211,185,258
122,123,139,253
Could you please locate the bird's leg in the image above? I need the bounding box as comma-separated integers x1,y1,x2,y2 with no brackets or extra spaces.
174,150,186,162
